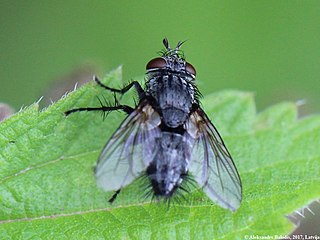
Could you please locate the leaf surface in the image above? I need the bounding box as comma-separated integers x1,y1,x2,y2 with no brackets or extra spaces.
0,68,319,239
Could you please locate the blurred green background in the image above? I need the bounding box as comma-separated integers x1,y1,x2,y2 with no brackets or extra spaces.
1,1,320,114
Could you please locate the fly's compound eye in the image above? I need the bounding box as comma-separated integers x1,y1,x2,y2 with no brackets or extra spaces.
185,62,196,76
146,58,167,70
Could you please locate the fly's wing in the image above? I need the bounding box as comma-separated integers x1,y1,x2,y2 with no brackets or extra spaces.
95,102,161,191
186,108,242,211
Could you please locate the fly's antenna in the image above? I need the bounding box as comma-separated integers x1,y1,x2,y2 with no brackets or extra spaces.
162,38,187,57
175,40,186,53
163,38,171,52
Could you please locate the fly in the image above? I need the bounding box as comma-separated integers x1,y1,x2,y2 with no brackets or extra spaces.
65,38,242,211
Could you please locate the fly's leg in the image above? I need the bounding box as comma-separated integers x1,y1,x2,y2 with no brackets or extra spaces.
65,76,144,116
108,189,121,203
65,80,135,117
65,92,133,116
64,104,134,116
65,78,143,204
94,76,145,100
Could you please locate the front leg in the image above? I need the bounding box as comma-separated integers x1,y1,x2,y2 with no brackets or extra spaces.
94,76,145,100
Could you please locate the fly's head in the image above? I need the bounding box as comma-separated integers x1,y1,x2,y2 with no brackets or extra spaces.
146,38,196,80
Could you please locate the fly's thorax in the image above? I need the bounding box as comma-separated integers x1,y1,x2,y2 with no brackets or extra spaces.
146,72,195,128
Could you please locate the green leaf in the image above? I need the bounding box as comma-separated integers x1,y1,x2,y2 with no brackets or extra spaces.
0,67,319,239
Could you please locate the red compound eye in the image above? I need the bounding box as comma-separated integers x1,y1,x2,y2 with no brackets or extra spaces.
146,58,167,70
185,62,196,76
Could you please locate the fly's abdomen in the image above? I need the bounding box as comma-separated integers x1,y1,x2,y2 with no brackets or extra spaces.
146,132,190,198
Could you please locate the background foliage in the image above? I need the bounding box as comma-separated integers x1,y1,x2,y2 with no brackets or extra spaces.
1,0,320,114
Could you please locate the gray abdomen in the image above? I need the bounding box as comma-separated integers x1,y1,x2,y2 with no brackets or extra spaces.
147,132,190,197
